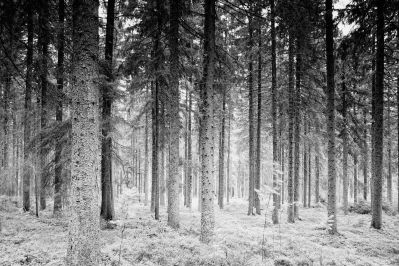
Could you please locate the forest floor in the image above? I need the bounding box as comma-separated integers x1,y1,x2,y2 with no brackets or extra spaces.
1,192,399,266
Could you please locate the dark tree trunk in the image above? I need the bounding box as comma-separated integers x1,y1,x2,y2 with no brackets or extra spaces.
54,0,65,215
200,0,216,243
187,89,193,208
386,85,392,204
247,11,255,216
303,119,308,208
308,134,311,207
168,0,180,228
294,38,301,219
100,0,115,221
326,0,337,234
39,0,50,210
255,5,262,216
342,56,349,215
227,105,231,203
354,154,358,204
315,123,320,204
371,0,384,229
144,87,149,205
23,6,34,212
287,32,295,223
271,0,279,223
363,108,368,201
218,89,226,209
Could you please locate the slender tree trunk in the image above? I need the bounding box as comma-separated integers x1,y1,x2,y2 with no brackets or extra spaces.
168,0,180,228
386,86,392,204
315,123,320,204
23,6,33,212
371,0,384,229
255,7,262,215
38,0,50,210
227,105,231,203
397,20,399,213
326,0,337,234
200,0,216,243
247,11,255,216
271,0,279,223
144,87,149,205
66,0,100,263
363,108,368,201
303,119,308,208
54,0,65,215
100,0,115,221
287,32,295,223
342,60,349,215
187,89,193,208
293,38,301,219
308,135,311,207
218,89,226,209
354,154,358,204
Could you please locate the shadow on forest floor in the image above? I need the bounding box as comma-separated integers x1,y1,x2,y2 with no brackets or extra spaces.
1,194,399,265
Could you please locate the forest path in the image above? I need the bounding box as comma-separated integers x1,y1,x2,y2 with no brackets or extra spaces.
1,196,399,265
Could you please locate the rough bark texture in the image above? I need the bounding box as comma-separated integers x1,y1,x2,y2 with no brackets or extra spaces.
187,90,193,208
371,0,384,230
144,88,149,206
363,109,368,201
54,0,65,215
23,6,33,212
255,7,262,215
326,0,337,234
218,89,225,209
303,120,308,208
354,155,358,203
200,0,216,243
294,38,301,219
342,64,349,215
315,124,320,204
271,0,279,224
100,0,115,221
247,12,255,216
168,0,180,228
66,0,100,264
39,0,50,210
227,106,231,204
287,32,295,223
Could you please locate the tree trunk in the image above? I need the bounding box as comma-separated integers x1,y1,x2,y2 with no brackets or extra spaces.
218,89,226,209
187,89,193,208
100,0,115,221
303,119,308,208
363,108,368,201
39,0,50,210
54,0,65,215
386,85,392,204
144,87,149,205
23,6,34,212
294,38,301,219
308,134,311,207
371,0,384,230
271,0,279,223
168,0,180,228
255,6,262,215
354,154,358,204
227,105,231,203
342,59,349,215
247,11,255,216
66,0,100,263
326,0,337,234
287,32,295,223
200,0,216,243
315,123,320,204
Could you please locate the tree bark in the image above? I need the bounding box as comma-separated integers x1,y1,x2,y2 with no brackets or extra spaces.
54,0,65,215
303,119,308,208
326,0,337,234
354,154,358,204
100,0,115,221
294,38,301,219
287,32,295,223
23,5,34,212
363,108,368,201
271,0,279,223
371,0,384,229
218,89,226,209
342,57,349,215
168,0,180,228
247,10,255,216
66,0,100,264
200,0,216,243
